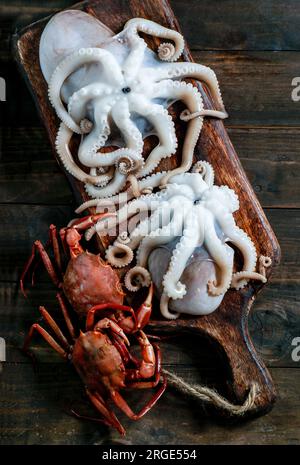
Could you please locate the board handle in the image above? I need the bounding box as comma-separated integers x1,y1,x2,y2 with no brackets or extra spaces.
150,292,276,416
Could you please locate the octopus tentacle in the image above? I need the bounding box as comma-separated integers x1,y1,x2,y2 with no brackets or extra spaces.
180,108,228,121
77,97,112,167
82,99,145,197
75,171,168,212
75,193,129,214
49,48,123,134
124,266,151,292
122,31,147,82
111,98,144,157
151,80,204,185
80,119,93,134
84,169,130,199
105,242,134,268
205,190,257,289
111,203,173,258
192,160,215,187
131,203,172,240
79,98,143,170
151,62,226,112
229,227,258,289
231,271,267,290
128,94,177,177
93,194,161,236
258,255,272,277
136,205,189,269
88,166,115,187
78,193,130,216
124,18,184,62
127,174,142,198
68,83,113,124
162,214,200,300
160,293,180,320
55,123,116,185
203,211,234,296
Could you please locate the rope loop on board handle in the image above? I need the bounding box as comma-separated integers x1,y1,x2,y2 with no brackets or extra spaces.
162,369,259,416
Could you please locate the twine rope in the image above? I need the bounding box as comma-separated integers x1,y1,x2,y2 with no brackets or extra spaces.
162,369,259,416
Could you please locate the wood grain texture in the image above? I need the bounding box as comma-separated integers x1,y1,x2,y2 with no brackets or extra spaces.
3,0,300,53
0,364,299,444
172,0,300,51
0,205,295,283
13,0,281,418
2,126,300,208
1,279,299,369
2,51,300,126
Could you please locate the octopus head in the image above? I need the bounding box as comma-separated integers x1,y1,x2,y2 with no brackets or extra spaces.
169,172,209,201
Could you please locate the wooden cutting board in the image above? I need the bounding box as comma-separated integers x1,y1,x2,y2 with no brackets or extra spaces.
14,0,281,417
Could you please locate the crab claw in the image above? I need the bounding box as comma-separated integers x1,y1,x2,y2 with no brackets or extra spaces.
94,318,130,346
135,283,153,331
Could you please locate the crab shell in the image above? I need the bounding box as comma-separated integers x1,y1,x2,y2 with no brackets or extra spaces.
72,330,125,392
63,251,124,317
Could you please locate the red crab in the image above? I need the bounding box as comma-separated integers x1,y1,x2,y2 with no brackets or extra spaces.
21,213,166,434
23,285,166,435
20,213,125,317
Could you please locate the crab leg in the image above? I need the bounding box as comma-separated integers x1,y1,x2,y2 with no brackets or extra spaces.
38,306,70,351
69,408,113,430
111,334,139,367
20,240,60,296
130,284,153,331
23,323,68,359
69,213,115,231
32,224,63,285
86,303,135,331
86,284,153,334
49,224,62,273
86,389,126,436
94,318,130,346
110,375,167,420
56,292,76,340
108,284,153,333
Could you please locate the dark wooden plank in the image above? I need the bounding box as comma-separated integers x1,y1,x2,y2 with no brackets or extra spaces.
3,1,300,53
0,1,74,61
1,126,300,208
0,160,72,204
1,279,299,369
2,51,300,126
0,127,51,162
228,128,300,209
173,0,300,51
0,205,289,283
0,364,299,444
195,51,300,127
0,204,74,282
0,61,40,127
0,126,72,204
249,282,300,368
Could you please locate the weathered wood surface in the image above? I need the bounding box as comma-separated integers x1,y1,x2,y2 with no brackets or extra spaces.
0,0,299,445
2,52,300,126
2,0,300,55
0,364,299,445
2,126,300,208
